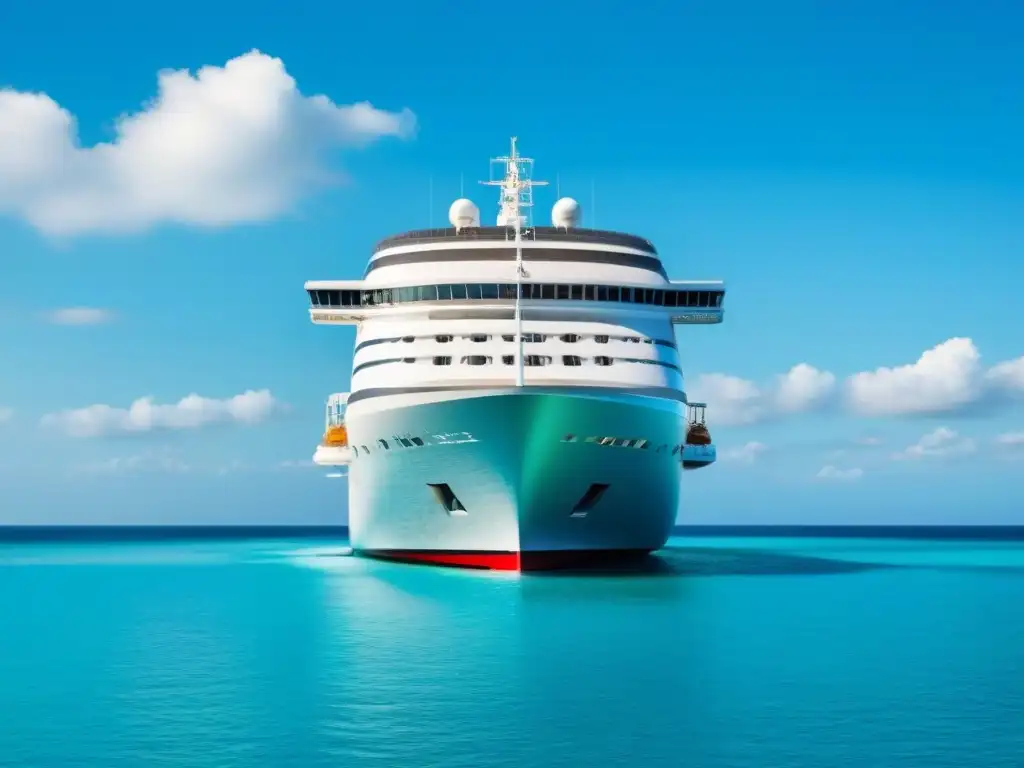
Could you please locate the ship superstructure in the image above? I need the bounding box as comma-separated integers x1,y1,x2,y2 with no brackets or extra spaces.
306,138,724,570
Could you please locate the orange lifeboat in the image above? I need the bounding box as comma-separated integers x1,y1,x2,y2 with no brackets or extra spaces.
324,424,348,447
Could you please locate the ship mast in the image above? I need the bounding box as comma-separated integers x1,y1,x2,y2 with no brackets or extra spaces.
480,137,547,387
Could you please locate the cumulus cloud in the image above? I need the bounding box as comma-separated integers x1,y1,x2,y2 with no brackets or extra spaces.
46,307,114,325
688,373,764,425
722,441,767,464
41,389,277,437
846,338,981,416
693,338,1024,426
0,50,416,236
816,465,864,481
846,338,1024,417
775,364,836,413
892,427,976,460
689,364,835,426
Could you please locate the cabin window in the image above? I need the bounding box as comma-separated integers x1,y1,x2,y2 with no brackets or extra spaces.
595,356,613,366
469,334,489,343
433,356,452,365
524,355,551,367
502,355,515,365
502,334,515,342
560,334,580,343
523,333,546,343
378,439,389,449
563,355,583,367
570,285,583,300
450,284,468,299
402,358,416,364
436,335,453,343
402,336,414,343
595,335,609,344
462,355,491,366
411,437,424,446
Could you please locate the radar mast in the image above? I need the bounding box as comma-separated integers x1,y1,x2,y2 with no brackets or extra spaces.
480,137,548,387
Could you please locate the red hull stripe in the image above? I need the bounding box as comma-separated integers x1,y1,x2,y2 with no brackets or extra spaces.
360,549,652,572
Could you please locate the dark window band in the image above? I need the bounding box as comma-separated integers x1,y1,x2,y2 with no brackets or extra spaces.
310,284,724,311
364,247,667,279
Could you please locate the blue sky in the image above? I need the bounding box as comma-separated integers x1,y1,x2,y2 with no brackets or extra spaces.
1,0,1022,525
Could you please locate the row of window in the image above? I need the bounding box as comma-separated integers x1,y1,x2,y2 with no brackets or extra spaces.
308,283,724,310
356,333,678,350
561,434,690,456
350,431,477,458
352,356,682,375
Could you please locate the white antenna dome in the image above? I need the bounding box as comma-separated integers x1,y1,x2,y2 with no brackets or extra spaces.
552,197,581,229
448,198,480,231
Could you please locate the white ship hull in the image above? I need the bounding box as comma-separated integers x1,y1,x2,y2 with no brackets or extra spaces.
344,387,685,570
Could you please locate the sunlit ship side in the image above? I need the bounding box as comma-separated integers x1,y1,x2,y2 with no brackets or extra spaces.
307,138,725,570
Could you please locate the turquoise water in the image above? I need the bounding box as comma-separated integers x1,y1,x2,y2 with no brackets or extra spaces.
2,533,1023,767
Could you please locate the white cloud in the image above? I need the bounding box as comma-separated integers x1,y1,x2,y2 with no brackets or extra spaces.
846,338,1024,417
46,307,114,325
816,465,864,481
855,436,884,446
689,364,834,426
892,427,976,460
0,50,415,236
694,339,1024,426
985,357,1024,393
775,364,836,413
722,441,767,464
0,406,12,424
688,373,764,425
41,389,277,437
846,338,981,417
995,432,1024,447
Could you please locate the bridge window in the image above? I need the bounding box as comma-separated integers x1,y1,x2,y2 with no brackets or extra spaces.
309,283,723,312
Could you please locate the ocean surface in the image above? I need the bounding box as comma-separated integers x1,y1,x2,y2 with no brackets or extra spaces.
1,526,1023,768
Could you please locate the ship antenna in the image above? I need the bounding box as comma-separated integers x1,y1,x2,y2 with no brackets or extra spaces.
480,136,548,387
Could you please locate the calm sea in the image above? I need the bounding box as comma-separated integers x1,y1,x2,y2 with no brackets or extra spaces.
1,527,1023,768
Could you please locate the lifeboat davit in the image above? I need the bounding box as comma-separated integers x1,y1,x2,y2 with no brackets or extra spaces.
314,393,352,469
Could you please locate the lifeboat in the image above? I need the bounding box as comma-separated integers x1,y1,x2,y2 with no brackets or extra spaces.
324,424,348,447
314,393,352,468
685,422,712,445
682,401,716,470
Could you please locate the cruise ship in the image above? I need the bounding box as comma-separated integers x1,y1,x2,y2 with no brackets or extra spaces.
306,138,725,571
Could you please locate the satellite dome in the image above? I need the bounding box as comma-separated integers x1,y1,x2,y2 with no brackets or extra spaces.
552,197,581,229
448,198,480,231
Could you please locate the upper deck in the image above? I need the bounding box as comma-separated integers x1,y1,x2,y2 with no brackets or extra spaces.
373,226,657,256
